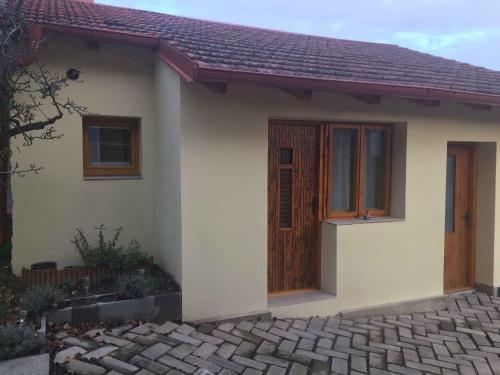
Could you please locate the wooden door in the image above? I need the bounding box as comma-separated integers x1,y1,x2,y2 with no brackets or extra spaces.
268,121,321,293
444,144,476,293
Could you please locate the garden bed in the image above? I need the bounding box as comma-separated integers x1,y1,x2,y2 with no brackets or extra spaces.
47,291,181,325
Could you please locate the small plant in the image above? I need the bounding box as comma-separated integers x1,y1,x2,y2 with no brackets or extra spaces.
21,285,62,316
73,225,153,270
118,275,153,299
0,326,44,361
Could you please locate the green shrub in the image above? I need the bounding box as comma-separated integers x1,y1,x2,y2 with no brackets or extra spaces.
21,285,62,316
118,275,153,299
0,326,44,360
0,301,10,323
73,225,153,270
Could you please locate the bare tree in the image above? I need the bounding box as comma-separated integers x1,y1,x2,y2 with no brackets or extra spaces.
0,0,87,257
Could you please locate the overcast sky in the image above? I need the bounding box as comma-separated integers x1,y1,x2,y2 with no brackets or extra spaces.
97,0,500,71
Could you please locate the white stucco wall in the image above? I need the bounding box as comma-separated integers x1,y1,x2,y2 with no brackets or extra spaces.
153,60,182,283
179,83,500,320
11,37,159,272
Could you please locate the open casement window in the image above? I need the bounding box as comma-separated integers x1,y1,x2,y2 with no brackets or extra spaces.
82,116,140,177
326,124,392,218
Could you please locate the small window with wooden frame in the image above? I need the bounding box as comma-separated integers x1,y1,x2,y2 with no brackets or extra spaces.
82,116,140,177
325,123,392,218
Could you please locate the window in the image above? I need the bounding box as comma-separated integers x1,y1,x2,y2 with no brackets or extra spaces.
327,124,392,218
82,116,140,177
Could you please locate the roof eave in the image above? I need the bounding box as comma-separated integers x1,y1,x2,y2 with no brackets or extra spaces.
39,24,500,108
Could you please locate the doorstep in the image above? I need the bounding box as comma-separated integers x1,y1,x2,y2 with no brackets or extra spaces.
268,289,336,308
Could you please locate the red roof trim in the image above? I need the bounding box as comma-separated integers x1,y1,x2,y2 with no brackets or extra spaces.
156,40,196,83
195,65,500,106
39,24,500,107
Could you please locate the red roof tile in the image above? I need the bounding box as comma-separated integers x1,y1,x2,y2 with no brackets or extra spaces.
17,0,500,103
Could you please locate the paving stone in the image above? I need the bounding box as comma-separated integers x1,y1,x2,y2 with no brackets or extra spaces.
256,340,276,355
241,369,262,375
130,355,170,374
209,355,245,373
82,346,118,360
298,338,314,350
191,331,224,345
134,333,180,347
159,355,197,373
232,355,267,370
266,365,286,375
212,330,244,345
251,328,281,344
197,323,216,335
232,329,264,345
184,354,222,373
254,321,272,331
141,343,172,360
217,342,237,358
136,370,156,375
218,323,235,332
311,359,329,375
83,328,105,339
66,359,107,375
168,332,203,346
294,349,328,362
351,356,367,372
100,356,140,374
369,352,385,369
193,342,218,359
63,336,98,350
277,339,296,353
131,323,159,335
169,343,197,359
155,321,179,335
235,340,257,357
177,324,196,335
405,360,441,374
268,327,299,341
289,362,308,375
95,335,132,347
254,354,288,367
111,324,134,337
111,343,146,361
331,357,348,375
237,321,255,332
54,346,87,364
316,338,332,349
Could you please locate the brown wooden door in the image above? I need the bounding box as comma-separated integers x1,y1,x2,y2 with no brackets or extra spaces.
268,121,321,293
444,144,476,293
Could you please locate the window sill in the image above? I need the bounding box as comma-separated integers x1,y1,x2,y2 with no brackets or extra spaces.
323,216,404,226
83,175,143,181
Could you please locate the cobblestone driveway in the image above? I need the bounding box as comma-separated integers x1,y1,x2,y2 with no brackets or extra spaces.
54,292,500,374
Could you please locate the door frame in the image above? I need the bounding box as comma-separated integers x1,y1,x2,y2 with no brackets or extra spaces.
444,142,477,294
267,120,324,295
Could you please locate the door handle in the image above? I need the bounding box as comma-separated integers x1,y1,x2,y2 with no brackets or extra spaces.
463,212,472,225
311,197,319,214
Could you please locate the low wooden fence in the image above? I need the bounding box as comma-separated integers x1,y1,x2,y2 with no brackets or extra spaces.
21,266,121,288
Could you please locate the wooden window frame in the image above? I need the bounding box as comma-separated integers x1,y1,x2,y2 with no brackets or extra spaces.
324,123,392,219
82,116,141,177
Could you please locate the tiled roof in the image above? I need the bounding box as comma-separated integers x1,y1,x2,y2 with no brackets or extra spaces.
18,0,500,102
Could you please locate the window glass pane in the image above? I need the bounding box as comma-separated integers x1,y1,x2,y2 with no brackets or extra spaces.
279,169,293,228
363,129,388,210
331,128,358,212
445,155,456,233
89,126,132,166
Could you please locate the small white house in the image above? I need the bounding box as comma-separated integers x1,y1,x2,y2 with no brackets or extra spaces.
11,0,500,321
